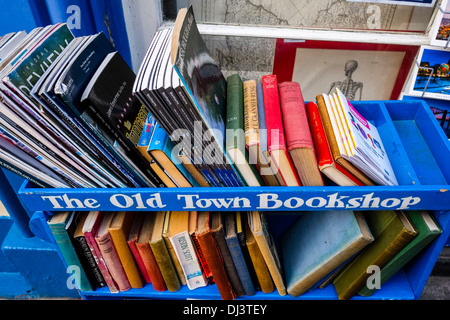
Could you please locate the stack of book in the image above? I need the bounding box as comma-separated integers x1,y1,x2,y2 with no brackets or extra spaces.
0,23,168,190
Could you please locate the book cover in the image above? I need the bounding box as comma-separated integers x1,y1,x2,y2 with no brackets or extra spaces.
244,213,274,294
127,212,152,284
196,212,236,300
94,212,131,292
135,213,167,292
150,211,180,292
333,210,418,300
225,212,256,296
261,75,301,187
279,81,323,186
248,211,286,296
73,212,106,289
210,212,246,297
162,212,187,286
281,210,373,297
168,211,207,290
47,211,92,292
108,212,144,289
171,6,245,187
226,74,264,187
358,210,442,297
316,94,375,186
82,211,119,293
305,100,362,186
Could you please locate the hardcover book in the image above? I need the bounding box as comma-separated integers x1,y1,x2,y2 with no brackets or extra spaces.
108,212,144,289
94,212,131,292
279,81,323,186
248,211,286,295
305,100,362,186
333,210,418,300
226,74,264,187
48,211,92,292
261,75,301,186
127,212,152,284
196,212,236,300
281,210,373,297
150,211,181,292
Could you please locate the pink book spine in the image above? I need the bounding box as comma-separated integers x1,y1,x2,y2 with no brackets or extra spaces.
95,233,131,292
261,75,287,152
279,82,314,151
84,229,119,293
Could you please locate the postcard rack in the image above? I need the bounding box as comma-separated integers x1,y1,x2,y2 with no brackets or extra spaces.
18,100,450,300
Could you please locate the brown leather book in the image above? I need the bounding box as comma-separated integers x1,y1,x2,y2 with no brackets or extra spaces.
196,212,236,300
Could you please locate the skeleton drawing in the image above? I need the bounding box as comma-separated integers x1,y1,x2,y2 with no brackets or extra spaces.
329,60,363,101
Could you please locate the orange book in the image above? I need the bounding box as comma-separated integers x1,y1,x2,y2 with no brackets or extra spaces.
109,212,144,289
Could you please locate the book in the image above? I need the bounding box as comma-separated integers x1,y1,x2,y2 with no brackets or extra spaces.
278,81,323,186
167,211,207,290
333,88,398,186
148,123,199,188
127,212,152,284
261,75,301,186
108,212,144,289
244,214,274,294
162,212,187,286
149,211,181,292
305,101,363,186
316,94,375,186
190,212,213,284
82,211,119,293
135,213,167,291
171,6,245,188
358,210,442,297
94,212,131,292
47,211,92,291
196,212,236,300
280,210,373,297
333,210,418,300
80,51,164,188
211,212,246,297
256,82,282,186
73,212,107,289
225,212,256,296
226,74,264,187
247,211,286,295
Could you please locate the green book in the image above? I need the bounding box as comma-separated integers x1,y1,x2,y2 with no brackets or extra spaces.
48,212,93,292
333,210,418,300
358,210,442,297
225,73,264,187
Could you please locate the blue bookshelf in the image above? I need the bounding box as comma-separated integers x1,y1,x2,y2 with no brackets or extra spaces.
16,100,450,300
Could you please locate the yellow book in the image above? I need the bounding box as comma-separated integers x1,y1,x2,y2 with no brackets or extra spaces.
162,212,187,286
108,211,144,289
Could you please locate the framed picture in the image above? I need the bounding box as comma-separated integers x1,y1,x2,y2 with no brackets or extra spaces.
406,45,450,100
430,0,450,47
273,39,419,102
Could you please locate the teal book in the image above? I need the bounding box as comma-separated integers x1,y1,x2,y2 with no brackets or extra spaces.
281,210,374,297
358,210,442,297
225,213,256,296
48,212,93,292
148,123,199,188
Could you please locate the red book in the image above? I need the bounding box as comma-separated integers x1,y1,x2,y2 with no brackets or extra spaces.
261,75,301,186
279,82,323,186
136,214,167,292
94,212,131,292
196,212,236,300
127,213,152,284
305,101,363,187
83,211,119,293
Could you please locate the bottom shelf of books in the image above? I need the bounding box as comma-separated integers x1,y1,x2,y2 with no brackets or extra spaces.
41,209,450,300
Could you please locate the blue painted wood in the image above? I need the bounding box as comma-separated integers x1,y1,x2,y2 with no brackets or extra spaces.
0,0,38,34
27,0,52,27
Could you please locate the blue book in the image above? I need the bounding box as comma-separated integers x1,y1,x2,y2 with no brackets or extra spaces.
280,210,374,297
148,123,199,188
225,213,256,296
